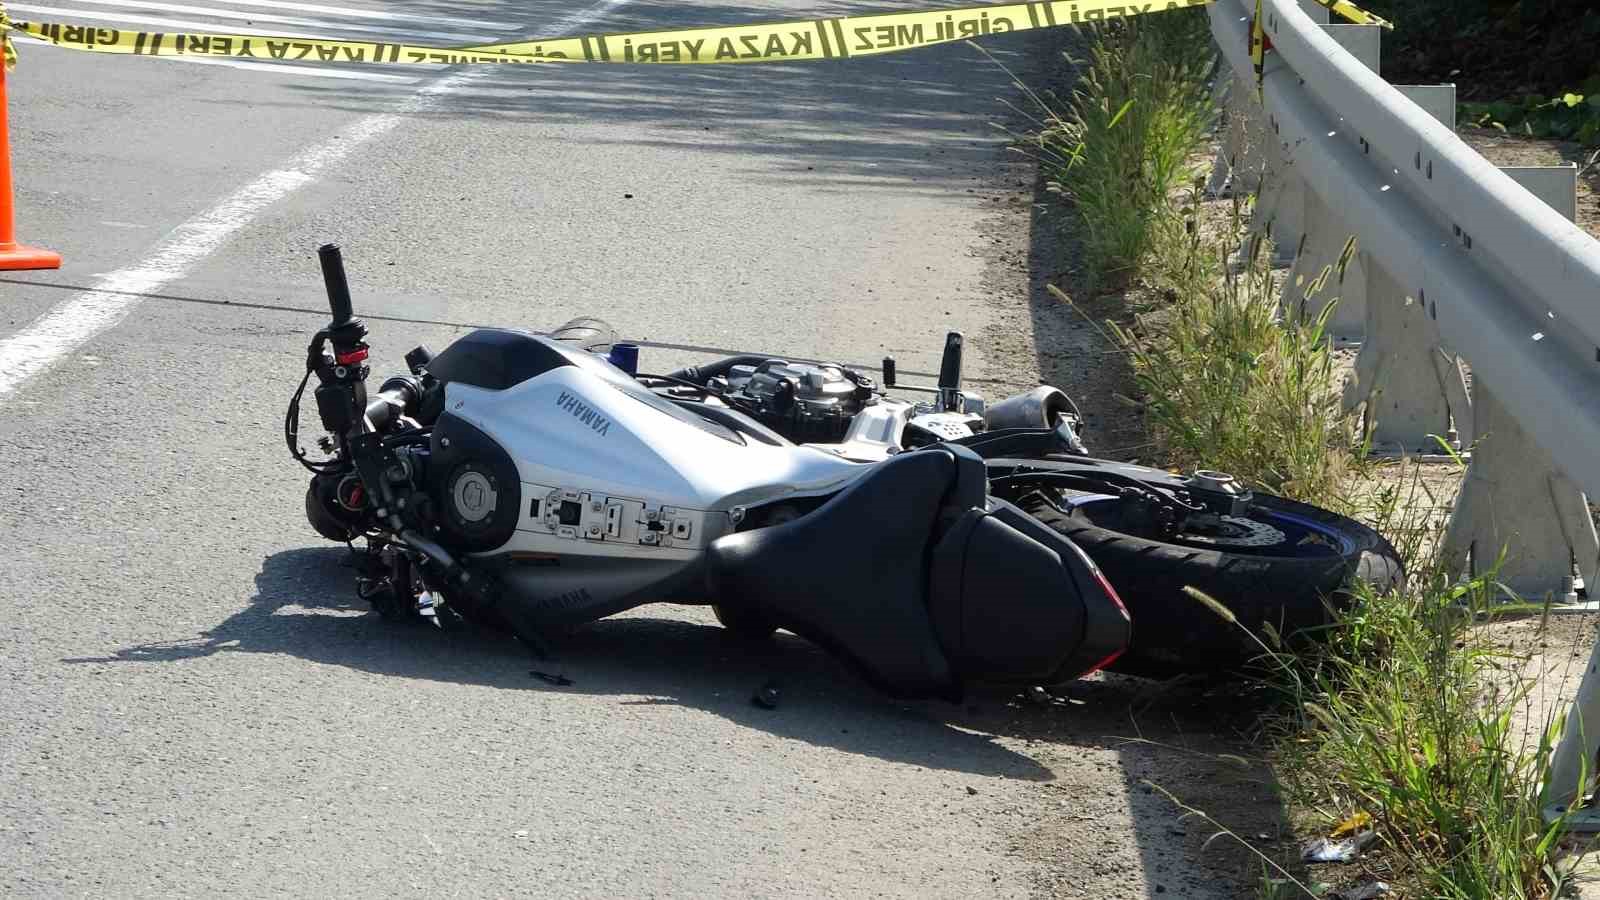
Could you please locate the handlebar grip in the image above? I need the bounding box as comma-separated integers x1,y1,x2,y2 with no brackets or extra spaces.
318,243,354,326
364,376,422,430
363,387,410,430
364,392,398,430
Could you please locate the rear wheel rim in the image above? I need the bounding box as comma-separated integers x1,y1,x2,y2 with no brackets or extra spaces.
1068,496,1355,558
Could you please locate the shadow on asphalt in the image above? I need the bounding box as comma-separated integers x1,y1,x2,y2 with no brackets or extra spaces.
72,546,1053,780
1009,39,1151,464
70,544,1299,892
203,2,1052,198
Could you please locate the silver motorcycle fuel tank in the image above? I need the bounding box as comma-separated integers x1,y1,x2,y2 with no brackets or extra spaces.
428,342,870,625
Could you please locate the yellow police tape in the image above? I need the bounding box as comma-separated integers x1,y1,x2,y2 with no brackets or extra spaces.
1250,0,1267,88
3,0,1387,68
1319,0,1389,29
1,1,18,69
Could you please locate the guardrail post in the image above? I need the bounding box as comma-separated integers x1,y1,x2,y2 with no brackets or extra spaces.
1295,0,1329,21
1545,645,1600,829
1321,24,1379,70
1389,84,1457,129
1249,111,1304,263
1440,163,1599,603
1342,267,1467,453
1216,0,1331,201
1279,23,1381,338
1281,191,1364,339
1206,74,1266,199
1343,85,1463,452
1440,385,1597,599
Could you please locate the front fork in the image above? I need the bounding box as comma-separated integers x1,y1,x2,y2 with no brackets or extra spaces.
308,315,464,624
354,539,456,626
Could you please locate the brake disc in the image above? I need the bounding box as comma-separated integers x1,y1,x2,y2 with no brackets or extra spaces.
1177,515,1286,548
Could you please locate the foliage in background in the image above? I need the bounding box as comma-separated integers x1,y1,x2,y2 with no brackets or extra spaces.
1361,0,1600,105
1013,10,1216,285
1356,1,1600,144
1462,89,1600,146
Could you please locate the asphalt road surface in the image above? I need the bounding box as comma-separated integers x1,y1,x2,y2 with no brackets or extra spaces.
0,1,1279,896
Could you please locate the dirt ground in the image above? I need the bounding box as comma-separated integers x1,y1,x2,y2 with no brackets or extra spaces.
1458,127,1600,238
974,154,1157,464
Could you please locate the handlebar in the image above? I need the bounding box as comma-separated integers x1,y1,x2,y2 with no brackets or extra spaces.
363,376,423,431
364,391,402,431
318,243,354,326
937,332,963,391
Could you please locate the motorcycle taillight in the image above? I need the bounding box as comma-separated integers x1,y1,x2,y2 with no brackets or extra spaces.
1081,564,1131,674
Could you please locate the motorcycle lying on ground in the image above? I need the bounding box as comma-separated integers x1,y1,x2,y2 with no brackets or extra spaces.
649,336,1403,677
289,245,1400,694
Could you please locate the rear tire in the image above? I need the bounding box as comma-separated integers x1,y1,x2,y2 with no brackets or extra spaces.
1020,492,1402,678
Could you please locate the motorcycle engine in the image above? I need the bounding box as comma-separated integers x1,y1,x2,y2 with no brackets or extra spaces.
719,360,875,444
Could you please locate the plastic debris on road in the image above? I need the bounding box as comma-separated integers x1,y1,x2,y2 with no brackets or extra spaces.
1330,810,1372,837
1302,829,1377,863
751,679,781,709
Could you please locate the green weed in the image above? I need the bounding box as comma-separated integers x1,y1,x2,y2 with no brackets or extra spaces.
1102,196,1359,502
1033,12,1217,285
1003,12,1590,896
1239,570,1579,898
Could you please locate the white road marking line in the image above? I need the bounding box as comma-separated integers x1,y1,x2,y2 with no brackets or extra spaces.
148,50,422,79
8,3,498,43
0,0,628,403
22,0,507,40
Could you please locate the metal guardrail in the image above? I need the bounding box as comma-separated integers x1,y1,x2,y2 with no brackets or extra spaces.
1203,0,1600,826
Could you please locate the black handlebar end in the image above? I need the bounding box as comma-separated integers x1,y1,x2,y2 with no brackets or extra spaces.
318,243,354,326
937,331,963,391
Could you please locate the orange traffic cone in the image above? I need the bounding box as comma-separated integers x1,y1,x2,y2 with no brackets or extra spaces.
0,57,60,270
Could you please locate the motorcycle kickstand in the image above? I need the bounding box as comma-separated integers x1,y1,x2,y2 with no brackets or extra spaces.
422,549,570,684
522,638,573,687
514,627,553,661
498,608,573,686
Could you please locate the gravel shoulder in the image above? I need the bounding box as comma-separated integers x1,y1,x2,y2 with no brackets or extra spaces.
968,34,1299,897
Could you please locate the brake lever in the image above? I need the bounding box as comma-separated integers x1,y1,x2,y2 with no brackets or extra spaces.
304,328,331,372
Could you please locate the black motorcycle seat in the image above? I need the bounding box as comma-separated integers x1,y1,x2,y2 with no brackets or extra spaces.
705,448,965,699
